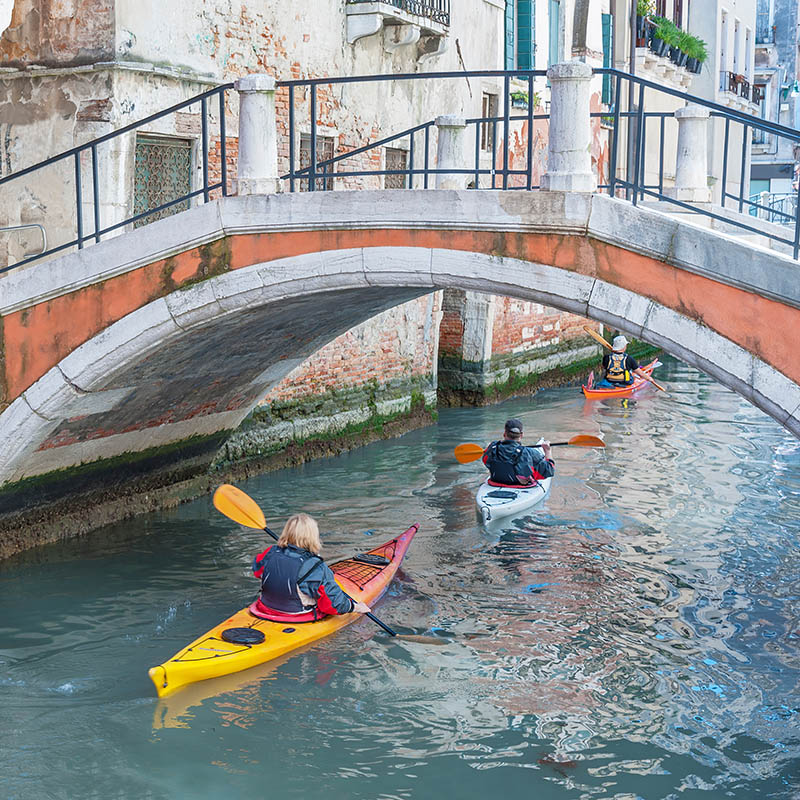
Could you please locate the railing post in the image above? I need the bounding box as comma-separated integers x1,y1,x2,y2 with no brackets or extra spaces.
666,103,711,204
235,74,280,195
541,61,596,192
434,115,467,189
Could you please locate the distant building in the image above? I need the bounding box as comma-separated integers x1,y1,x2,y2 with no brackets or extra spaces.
751,0,800,220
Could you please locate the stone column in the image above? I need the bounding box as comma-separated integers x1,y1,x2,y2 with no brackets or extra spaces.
541,61,597,192
667,104,711,203
435,115,468,189
235,74,280,195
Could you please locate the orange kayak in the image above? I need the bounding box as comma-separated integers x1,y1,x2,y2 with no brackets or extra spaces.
582,359,661,399
149,524,418,698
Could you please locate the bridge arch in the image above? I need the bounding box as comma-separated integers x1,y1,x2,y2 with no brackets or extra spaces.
0,190,798,544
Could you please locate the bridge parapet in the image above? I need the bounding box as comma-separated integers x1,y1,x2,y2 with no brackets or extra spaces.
4,64,800,273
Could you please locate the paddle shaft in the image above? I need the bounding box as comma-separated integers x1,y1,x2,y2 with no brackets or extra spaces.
259,524,398,637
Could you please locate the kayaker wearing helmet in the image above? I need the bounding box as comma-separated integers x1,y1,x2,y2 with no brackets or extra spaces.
595,335,659,389
251,513,371,622
482,418,554,487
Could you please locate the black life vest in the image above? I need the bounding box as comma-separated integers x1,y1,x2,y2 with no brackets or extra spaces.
258,545,323,613
486,440,526,485
605,352,632,384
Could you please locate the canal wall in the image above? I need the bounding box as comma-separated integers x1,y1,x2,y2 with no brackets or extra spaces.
438,289,604,405
218,293,441,465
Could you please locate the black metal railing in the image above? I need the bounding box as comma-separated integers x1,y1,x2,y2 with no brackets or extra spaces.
346,0,450,25
0,84,233,273
4,66,800,275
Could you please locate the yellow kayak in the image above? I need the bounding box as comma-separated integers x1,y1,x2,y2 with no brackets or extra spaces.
148,524,418,698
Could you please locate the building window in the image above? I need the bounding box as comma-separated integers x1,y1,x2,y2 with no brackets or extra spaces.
299,133,335,191
655,0,666,16
756,0,774,43
481,93,499,151
133,135,192,228
673,0,683,28
384,147,408,189
504,1,535,70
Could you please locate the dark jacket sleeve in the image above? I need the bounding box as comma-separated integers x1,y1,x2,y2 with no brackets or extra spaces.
299,561,355,615
626,354,640,371
252,546,272,579
525,446,555,479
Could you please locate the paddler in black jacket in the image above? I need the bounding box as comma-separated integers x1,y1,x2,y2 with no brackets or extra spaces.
251,513,371,622
482,418,554,486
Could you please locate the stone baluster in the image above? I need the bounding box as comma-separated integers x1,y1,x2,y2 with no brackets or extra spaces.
541,61,597,192
235,74,280,195
668,104,711,204
435,115,468,190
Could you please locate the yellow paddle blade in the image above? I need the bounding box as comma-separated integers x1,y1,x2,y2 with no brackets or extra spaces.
454,443,485,463
567,434,606,448
583,325,613,350
213,484,267,530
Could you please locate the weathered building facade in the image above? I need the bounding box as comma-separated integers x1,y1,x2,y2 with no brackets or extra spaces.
0,0,618,461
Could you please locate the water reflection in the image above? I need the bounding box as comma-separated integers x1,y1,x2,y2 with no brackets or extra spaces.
1,356,799,798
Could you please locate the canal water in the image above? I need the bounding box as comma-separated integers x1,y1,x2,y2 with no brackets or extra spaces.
1,355,799,799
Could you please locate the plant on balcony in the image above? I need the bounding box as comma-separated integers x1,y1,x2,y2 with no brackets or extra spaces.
684,35,708,74
650,17,676,58
509,90,541,110
636,0,654,45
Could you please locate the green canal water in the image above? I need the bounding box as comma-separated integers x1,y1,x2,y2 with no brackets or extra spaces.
1,355,799,799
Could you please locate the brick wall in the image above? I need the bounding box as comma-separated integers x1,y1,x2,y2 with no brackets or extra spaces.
264,293,442,404
491,298,597,356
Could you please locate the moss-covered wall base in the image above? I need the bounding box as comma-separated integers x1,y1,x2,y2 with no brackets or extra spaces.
0,383,437,561
439,334,663,406
439,336,603,406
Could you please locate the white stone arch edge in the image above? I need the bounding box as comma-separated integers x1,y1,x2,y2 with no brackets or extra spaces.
1,246,798,486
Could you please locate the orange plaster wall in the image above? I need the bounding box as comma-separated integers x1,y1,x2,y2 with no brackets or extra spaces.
4,227,799,403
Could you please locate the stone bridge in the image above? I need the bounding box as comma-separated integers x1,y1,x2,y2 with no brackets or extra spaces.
2,63,800,554
1,188,799,545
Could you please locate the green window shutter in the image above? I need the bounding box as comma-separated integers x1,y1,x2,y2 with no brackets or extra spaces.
516,1,535,70
505,0,516,70
548,0,561,67
602,13,613,105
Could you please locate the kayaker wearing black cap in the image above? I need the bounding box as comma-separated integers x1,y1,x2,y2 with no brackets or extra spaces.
596,335,659,388
482,418,554,487
251,513,371,622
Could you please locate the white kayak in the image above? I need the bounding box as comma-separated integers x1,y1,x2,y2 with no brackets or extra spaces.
476,475,552,523
476,438,552,523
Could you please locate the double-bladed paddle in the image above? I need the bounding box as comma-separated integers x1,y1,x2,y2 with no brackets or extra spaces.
454,435,605,464
583,325,667,392
212,484,446,645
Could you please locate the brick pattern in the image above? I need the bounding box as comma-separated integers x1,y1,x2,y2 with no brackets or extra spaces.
265,294,441,403
491,297,598,355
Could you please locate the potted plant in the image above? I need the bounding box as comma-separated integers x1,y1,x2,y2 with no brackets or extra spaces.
673,30,692,68
650,17,673,58
636,0,654,46
510,90,529,109
685,35,708,74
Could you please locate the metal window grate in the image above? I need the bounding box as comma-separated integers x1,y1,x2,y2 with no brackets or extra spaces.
299,134,335,191
133,136,192,228
385,147,408,188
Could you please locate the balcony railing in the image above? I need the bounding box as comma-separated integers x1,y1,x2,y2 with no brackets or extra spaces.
721,71,754,101
346,0,450,25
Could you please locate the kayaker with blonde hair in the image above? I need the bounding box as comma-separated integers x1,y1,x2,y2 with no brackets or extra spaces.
595,335,659,389
251,513,371,622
